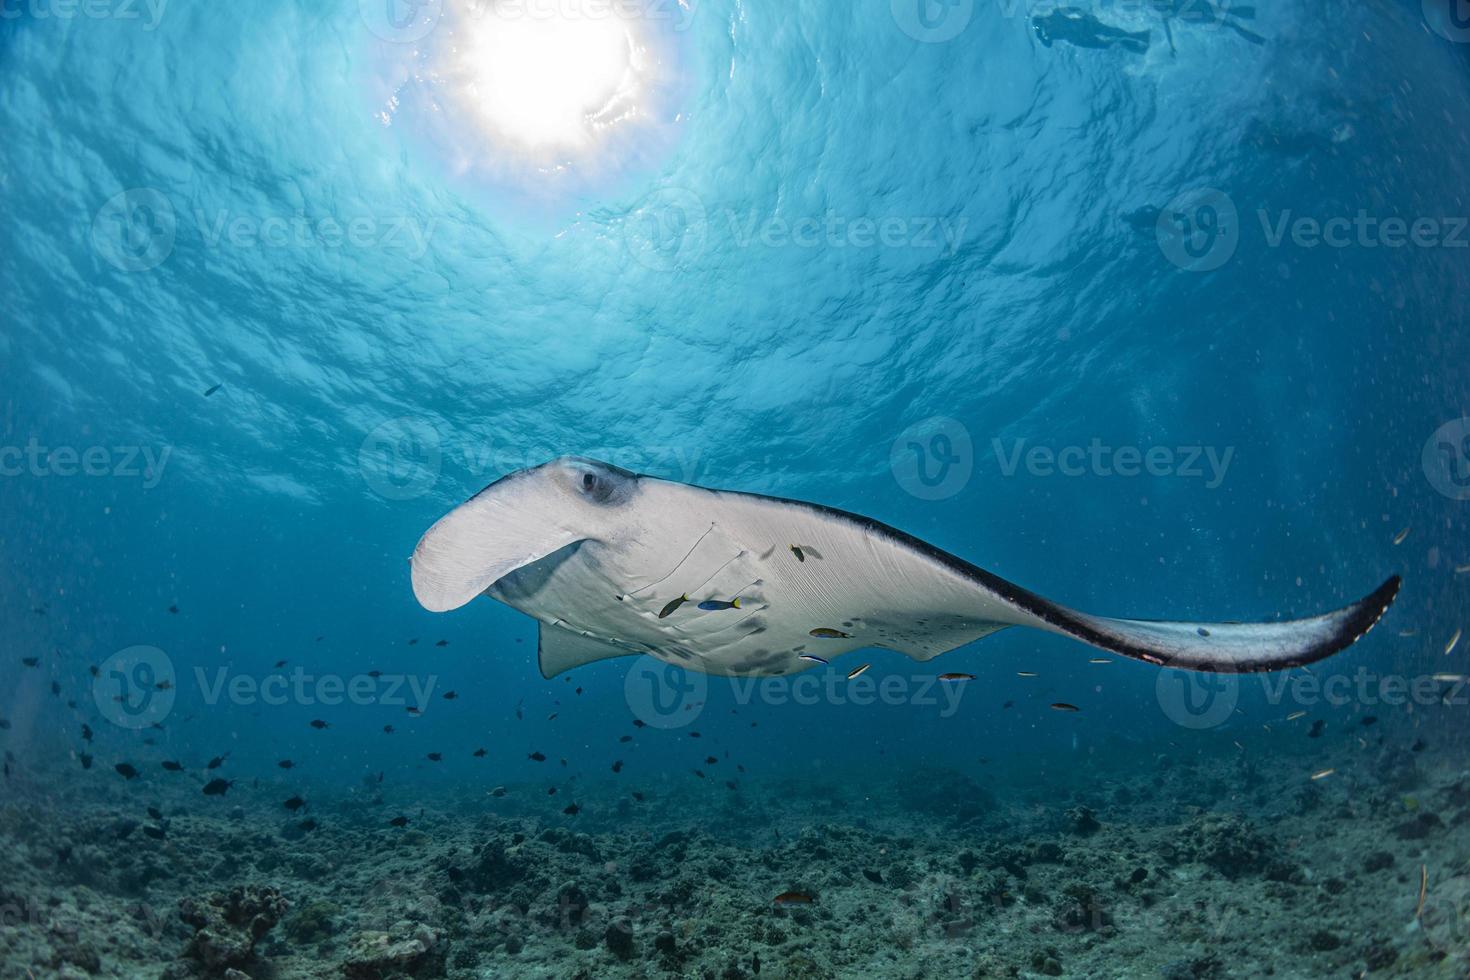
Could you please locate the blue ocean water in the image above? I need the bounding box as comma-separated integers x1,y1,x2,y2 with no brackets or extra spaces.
3,0,1470,975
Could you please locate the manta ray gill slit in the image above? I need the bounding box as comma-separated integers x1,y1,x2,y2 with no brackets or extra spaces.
621,522,716,599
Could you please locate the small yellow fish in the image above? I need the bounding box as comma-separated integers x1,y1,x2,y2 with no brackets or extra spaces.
846,663,871,680
809,628,851,639
1286,710,1307,721
1446,628,1462,656
1393,526,1410,546
1311,768,1335,780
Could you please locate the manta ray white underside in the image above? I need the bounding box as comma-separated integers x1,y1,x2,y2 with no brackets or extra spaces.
410,456,1400,679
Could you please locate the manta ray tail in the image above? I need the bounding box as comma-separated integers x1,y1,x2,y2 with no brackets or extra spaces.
1008,575,1401,673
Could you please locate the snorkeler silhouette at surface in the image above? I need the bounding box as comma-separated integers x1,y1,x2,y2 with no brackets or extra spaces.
1032,8,1151,53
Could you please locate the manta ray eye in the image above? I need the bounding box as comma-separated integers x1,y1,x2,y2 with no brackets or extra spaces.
581,472,598,492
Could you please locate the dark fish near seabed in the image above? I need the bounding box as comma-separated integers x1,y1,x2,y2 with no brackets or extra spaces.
631,792,645,801
283,796,307,812
115,763,139,780
619,735,633,743
773,891,816,905
161,761,184,772
274,660,287,668
443,691,458,700
298,819,319,832
21,657,38,668
389,816,410,827
435,639,449,647
473,748,487,758
202,778,233,796
278,760,295,769
147,806,162,819
563,803,580,816
427,753,442,762
383,725,395,734
705,756,718,765
611,760,624,773
79,754,93,769
143,825,166,840
863,869,884,884
310,720,329,729
167,605,178,614
207,754,229,770
81,724,93,742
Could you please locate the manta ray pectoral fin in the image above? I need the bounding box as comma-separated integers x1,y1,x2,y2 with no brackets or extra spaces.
538,625,636,679
1011,575,1401,673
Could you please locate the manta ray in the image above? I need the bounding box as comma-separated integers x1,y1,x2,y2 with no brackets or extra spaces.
410,456,1400,680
